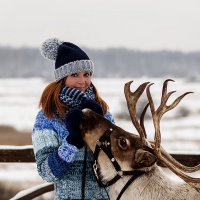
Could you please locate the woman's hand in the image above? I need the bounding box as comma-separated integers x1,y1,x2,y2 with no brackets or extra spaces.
80,99,103,115
65,108,84,149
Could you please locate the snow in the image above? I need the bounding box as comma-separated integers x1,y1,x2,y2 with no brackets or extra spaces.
0,163,39,181
0,77,45,130
0,145,33,150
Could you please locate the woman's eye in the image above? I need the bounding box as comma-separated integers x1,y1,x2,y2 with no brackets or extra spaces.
84,72,91,77
71,73,78,77
118,137,128,150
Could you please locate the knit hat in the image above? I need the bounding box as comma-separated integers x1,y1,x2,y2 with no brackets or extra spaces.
41,38,94,81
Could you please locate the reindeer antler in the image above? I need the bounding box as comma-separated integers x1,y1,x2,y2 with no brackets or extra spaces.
124,81,149,146
124,79,200,192
146,79,193,153
146,79,200,191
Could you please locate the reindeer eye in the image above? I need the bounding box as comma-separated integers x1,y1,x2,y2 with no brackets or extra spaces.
118,137,128,150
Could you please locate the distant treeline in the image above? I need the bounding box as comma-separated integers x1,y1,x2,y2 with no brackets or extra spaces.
0,46,200,79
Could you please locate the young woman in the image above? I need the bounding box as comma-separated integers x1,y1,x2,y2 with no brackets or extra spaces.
32,38,114,199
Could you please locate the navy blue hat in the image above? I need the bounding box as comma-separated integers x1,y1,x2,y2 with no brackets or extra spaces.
41,38,94,81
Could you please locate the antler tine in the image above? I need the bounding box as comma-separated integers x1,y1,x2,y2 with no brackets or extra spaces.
124,81,150,146
164,92,193,114
146,83,155,114
139,103,149,139
150,142,200,173
161,147,200,173
146,83,162,154
161,79,175,103
160,79,193,115
158,155,200,192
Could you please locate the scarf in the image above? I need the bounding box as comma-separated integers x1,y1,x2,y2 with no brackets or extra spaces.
59,84,96,109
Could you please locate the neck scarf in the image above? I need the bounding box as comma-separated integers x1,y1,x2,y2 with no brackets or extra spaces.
59,84,96,109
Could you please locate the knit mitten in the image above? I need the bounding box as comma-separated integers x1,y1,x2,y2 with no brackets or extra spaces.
80,99,103,116
65,108,84,149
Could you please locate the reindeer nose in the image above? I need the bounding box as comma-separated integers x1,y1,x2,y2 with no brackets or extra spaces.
135,149,157,168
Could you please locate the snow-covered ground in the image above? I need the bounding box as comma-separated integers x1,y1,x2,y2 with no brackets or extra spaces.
0,77,200,199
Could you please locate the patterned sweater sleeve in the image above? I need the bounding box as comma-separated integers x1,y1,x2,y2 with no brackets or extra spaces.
104,111,115,124
32,111,78,182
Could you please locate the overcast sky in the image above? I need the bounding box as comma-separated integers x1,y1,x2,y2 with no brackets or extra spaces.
0,0,200,51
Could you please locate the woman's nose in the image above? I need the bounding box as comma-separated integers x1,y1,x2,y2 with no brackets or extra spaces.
77,76,85,84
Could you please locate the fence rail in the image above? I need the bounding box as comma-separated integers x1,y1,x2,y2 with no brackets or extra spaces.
1,145,200,199
0,145,35,162
1,145,199,166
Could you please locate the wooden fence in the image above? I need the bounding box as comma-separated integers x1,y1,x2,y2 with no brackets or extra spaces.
0,145,200,199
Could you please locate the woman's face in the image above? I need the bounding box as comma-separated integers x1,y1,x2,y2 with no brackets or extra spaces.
65,71,92,92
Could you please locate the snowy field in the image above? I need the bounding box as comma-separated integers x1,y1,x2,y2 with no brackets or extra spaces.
0,77,200,199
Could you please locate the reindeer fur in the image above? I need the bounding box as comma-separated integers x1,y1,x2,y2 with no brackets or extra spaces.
80,109,200,200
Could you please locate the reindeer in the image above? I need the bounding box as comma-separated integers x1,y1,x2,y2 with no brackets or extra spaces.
79,79,200,200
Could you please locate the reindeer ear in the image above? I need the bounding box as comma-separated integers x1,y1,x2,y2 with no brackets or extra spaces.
135,149,157,168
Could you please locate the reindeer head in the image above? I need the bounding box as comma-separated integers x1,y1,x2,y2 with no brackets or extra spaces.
79,79,200,191
79,109,156,186
81,108,156,162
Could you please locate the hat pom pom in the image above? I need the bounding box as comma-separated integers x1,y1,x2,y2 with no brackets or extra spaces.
40,38,63,60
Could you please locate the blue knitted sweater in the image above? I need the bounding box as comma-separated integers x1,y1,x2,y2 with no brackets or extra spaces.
32,110,114,200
